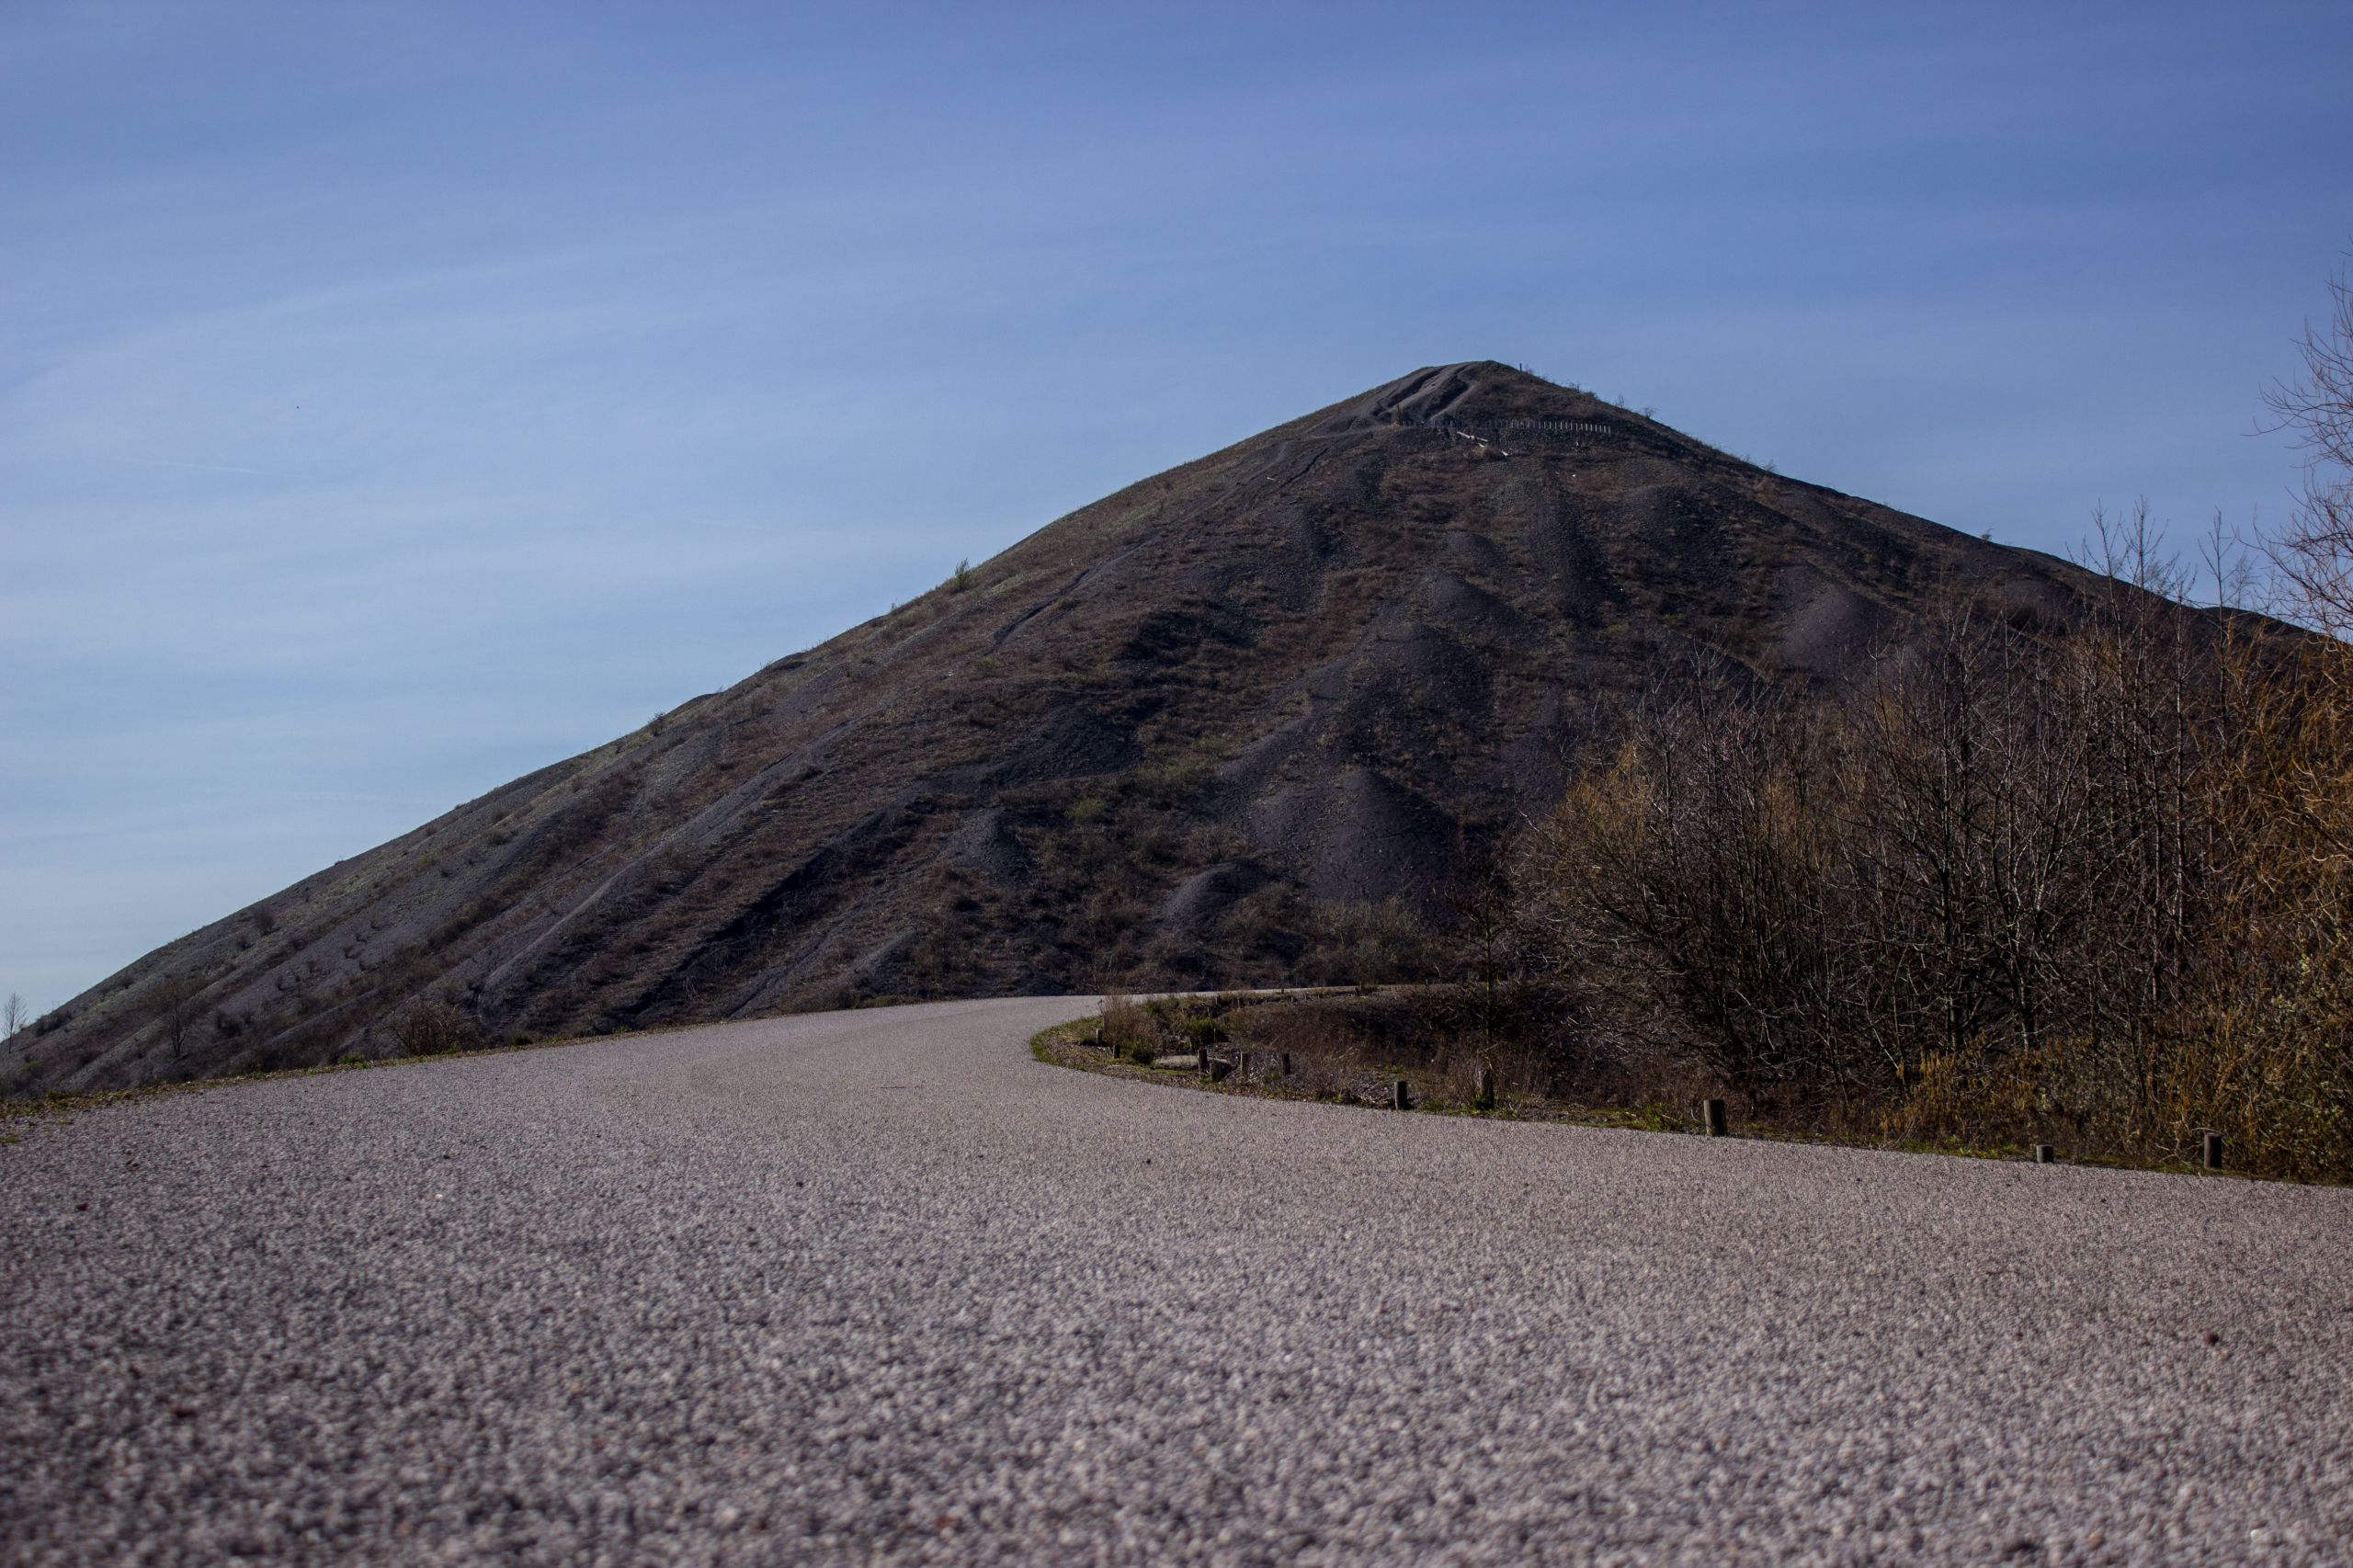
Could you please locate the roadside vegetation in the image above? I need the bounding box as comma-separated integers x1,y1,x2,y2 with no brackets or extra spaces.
1051,267,2353,1185
1038,993,1694,1136
1516,568,2351,1183
1049,548,2352,1182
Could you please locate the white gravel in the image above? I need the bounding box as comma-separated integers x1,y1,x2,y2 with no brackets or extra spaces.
4,997,2349,1565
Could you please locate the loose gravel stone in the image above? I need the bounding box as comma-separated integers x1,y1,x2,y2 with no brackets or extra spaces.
4,997,2349,1564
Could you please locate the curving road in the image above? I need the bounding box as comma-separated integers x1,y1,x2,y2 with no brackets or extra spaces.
4,998,2350,1564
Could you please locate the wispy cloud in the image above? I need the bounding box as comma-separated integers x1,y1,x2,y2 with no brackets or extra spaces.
103,455,280,476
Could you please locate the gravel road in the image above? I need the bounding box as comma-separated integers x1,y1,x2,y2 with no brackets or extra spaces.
4,998,2349,1564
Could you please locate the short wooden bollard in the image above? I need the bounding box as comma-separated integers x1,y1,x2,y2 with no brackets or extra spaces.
1475,1065,1497,1112
2202,1131,2224,1171
1700,1098,1728,1137
1279,1052,1291,1078
1392,1079,1413,1111
2034,1144,2056,1165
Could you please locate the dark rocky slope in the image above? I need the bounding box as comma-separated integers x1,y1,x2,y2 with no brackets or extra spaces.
17,364,2138,1090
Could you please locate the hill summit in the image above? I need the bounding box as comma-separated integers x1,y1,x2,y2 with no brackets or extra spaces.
21,362,2113,1089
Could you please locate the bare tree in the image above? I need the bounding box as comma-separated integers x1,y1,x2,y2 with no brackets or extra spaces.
159,977,206,1062
1525,667,1862,1107
1436,853,1528,1069
2264,253,2353,632
3,993,26,1044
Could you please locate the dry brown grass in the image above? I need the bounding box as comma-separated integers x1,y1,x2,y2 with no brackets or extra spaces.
1097,990,1150,1060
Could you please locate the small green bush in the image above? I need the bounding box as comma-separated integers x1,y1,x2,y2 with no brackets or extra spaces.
1180,1017,1226,1049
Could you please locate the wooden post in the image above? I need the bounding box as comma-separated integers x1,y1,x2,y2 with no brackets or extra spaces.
1700,1098,1728,1137
1475,1065,1496,1112
2034,1144,2055,1165
2201,1131,2224,1171
1279,1052,1291,1078
1392,1079,1412,1111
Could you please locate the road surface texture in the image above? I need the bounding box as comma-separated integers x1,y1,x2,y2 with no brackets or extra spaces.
4,998,2349,1565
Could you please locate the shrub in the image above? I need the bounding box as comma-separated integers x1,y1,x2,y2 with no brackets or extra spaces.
1518,598,2353,1178
1098,990,1148,1056
1179,1017,1226,1050
388,1001,478,1059
1133,757,1213,806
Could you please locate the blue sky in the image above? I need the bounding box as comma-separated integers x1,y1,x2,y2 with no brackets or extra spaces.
4,0,2349,1013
